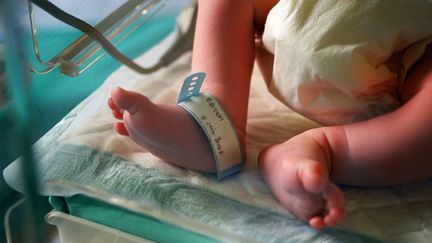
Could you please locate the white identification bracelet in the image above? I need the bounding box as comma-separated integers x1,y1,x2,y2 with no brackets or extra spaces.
177,72,243,180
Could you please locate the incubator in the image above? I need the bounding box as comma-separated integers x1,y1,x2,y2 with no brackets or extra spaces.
2,0,432,242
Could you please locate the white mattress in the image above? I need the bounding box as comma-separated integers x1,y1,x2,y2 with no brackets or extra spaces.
4,24,432,243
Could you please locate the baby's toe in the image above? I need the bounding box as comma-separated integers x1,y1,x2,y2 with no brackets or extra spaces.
300,160,328,193
323,184,346,226
114,122,129,136
111,87,150,115
324,207,345,226
309,216,326,229
108,97,120,111
324,183,345,210
111,109,123,120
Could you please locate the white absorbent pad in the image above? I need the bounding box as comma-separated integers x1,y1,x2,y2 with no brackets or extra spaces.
4,30,432,242
263,0,432,125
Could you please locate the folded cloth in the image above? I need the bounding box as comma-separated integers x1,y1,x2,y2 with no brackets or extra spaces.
263,0,432,125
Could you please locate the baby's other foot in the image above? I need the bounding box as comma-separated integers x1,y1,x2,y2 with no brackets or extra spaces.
108,87,216,172
259,131,345,229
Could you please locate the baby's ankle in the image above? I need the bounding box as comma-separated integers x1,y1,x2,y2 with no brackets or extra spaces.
176,74,246,178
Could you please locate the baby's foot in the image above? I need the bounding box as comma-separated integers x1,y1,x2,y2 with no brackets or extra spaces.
108,87,217,172
259,131,345,229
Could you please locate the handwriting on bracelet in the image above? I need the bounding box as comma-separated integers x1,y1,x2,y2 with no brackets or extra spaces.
199,96,227,155
206,97,224,122
200,115,224,155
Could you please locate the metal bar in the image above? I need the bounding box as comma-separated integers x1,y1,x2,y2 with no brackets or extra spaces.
73,0,164,74
28,0,164,76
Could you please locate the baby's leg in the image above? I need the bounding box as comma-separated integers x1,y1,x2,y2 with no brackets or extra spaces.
108,0,276,171
259,130,346,229
108,88,215,171
260,44,432,228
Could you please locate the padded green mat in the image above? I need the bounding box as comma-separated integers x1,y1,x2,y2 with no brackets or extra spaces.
50,195,216,243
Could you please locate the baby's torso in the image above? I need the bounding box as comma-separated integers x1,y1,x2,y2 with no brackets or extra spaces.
262,0,432,125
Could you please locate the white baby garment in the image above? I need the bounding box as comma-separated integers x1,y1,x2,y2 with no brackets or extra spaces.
262,0,432,125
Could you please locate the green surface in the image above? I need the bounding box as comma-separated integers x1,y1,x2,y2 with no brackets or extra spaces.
0,15,176,171
50,195,217,243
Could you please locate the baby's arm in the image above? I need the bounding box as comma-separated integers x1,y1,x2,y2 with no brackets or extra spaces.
319,45,432,186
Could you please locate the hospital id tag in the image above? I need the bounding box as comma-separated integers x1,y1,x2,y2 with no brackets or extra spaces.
178,73,243,180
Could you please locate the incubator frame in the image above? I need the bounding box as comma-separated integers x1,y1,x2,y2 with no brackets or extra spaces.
27,0,166,77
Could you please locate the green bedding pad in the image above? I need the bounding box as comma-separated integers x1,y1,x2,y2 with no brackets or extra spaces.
50,195,215,243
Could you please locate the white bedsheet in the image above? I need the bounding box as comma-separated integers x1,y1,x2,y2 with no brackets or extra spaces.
4,27,432,243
